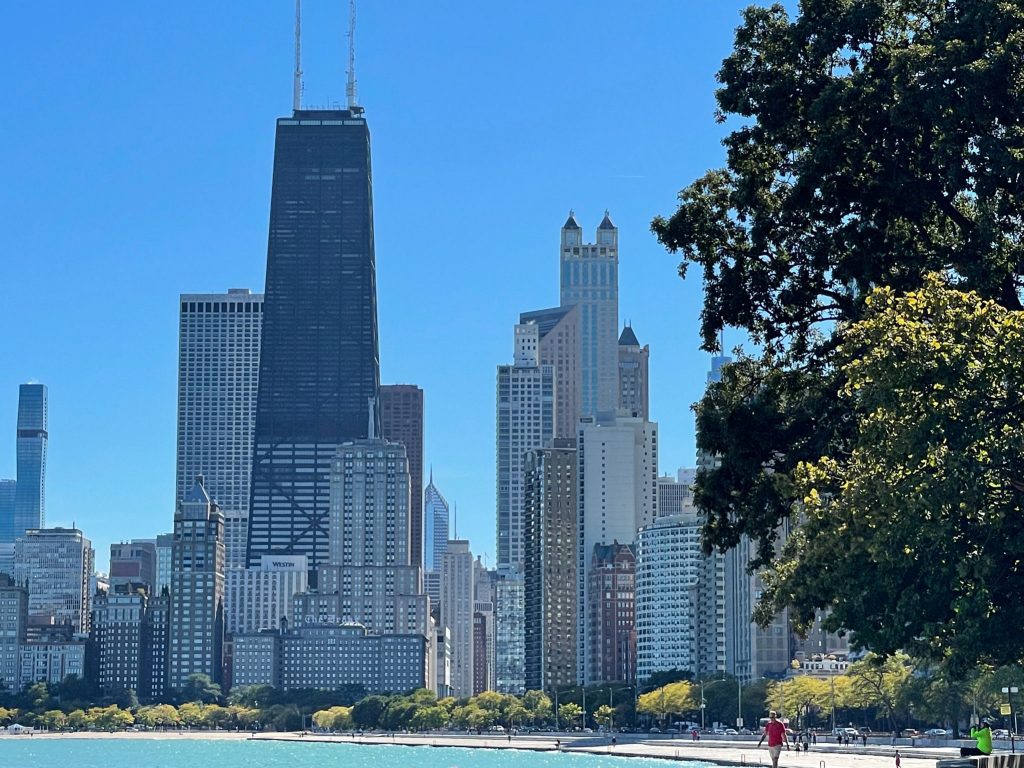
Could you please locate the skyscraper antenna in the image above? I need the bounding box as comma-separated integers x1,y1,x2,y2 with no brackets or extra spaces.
293,0,303,112
346,0,358,108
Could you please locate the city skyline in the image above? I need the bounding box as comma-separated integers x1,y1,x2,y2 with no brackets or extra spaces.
0,2,752,570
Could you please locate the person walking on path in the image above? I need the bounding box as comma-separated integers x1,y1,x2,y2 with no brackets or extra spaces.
895,750,901,768
758,711,790,768
961,720,993,757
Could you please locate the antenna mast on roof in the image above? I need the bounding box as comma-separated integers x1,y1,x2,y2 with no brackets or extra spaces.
346,0,358,108
293,0,303,112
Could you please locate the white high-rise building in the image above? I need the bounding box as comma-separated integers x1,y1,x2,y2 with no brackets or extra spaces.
577,415,657,683
495,323,555,569
175,289,262,569
441,539,475,698
636,507,702,682
14,527,94,634
225,554,307,635
560,211,619,420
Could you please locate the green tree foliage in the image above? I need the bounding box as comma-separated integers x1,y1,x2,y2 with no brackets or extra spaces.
844,653,913,731
764,277,1024,673
521,690,552,724
136,704,181,729
557,703,583,729
637,681,694,725
593,704,615,728
39,710,67,731
179,674,222,705
351,695,388,729
652,0,1024,671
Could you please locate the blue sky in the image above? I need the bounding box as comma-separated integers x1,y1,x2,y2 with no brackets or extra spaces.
0,1,756,570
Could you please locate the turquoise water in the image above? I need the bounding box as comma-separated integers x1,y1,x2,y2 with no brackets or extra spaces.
0,739,715,768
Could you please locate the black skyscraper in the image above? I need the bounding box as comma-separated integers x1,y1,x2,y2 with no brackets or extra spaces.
247,108,380,571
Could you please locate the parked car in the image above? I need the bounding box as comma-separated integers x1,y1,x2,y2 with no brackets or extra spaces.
992,729,1010,739
924,729,948,737
724,729,739,736
739,728,753,735
649,727,661,734
664,728,681,734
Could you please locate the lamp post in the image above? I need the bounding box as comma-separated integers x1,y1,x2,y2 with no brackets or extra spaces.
1002,686,1019,752
737,677,744,730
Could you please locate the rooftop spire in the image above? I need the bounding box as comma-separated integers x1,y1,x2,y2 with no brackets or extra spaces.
346,0,358,109
293,0,303,112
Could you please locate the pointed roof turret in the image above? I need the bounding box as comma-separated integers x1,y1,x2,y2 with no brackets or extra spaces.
618,325,640,346
183,475,212,506
598,209,616,230
563,210,581,230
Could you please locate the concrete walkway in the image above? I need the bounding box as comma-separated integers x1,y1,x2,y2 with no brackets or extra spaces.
254,731,971,767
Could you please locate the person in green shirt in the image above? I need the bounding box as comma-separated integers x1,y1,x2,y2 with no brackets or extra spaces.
961,720,993,757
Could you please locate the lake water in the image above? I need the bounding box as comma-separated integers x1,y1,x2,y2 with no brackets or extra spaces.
0,738,716,768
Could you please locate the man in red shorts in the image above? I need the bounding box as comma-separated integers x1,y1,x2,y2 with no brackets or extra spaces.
757,711,790,768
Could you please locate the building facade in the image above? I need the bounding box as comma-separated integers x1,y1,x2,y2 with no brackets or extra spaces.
168,476,225,689
14,527,93,633
225,554,307,635
247,108,380,573
176,289,262,570
494,566,525,694
441,539,474,698
91,584,148,695
636,511,702,683
577,415,657,684
559,212,618,419
233,623,426,693
0,574,27,690
617,326,649,420
523,440,577,692
19,631,85,688
422,473,449,606
13,384,48,540
496,322,555,569
379,385,424,570
109,540,157,593
586,542,636,685
520,305,580,440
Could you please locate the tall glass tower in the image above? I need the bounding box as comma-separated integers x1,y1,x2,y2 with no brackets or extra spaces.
14,384,47,537
246,107,380,573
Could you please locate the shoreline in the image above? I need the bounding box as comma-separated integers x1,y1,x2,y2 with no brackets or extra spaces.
9,729,957,767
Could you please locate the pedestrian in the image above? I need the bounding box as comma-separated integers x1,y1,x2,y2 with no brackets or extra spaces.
862,734,867,747
612,735,617,747
803,740,809,753
757,710,790,768
895,749,901,768
961,720,993,757
812,732,817,745
556,739,561,751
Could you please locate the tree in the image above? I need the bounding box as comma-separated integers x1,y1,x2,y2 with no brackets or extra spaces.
180,674,222,705
351,695,388,729
845,654,913,732
177,702,205,728
763,276,1024,674
411,705,447,731
637,681,694,726
766,677,829,727
66,709,87,730
558,703,583,730
593,704,615,729
652,0,1024,669
39,710,67,731
521,690,552,725
137,704,180,730
0,707,18,725
313,706,353,730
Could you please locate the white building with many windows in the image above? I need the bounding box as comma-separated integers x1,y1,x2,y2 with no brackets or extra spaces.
14,527,94,634
225,554,307,635
636,509,702,683
175,289,262,569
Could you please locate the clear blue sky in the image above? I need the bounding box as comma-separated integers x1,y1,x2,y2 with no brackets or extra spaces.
0,1,757,570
